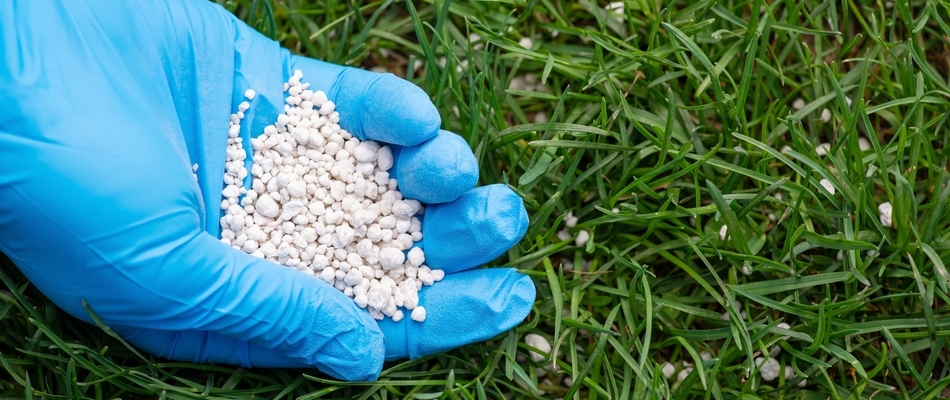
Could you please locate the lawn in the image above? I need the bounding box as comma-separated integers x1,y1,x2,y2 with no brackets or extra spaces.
4,0,950,398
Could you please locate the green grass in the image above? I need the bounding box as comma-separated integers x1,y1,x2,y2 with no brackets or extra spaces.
5,0,950,398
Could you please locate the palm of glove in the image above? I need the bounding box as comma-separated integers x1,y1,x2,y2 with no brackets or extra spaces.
0,0,533,381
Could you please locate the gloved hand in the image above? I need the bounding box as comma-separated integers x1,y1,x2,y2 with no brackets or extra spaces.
0,0,534,381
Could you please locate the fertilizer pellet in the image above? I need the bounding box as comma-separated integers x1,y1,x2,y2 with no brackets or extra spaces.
785,368,807,387
574,229,589,247
606,1,625,12
776,322,791,339
518,37,533,49
783,367,795,382
878,202,893,227
755,357,780,381
220,70,443,322
676,366,693,382
524,333,551,363
791,98,805,110
410,306,427,322
769,344,781,357
564,211,577,228
660,362,676,379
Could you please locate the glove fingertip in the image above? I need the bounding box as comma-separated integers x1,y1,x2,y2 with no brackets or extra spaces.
471,269,535,338
424,184,529,273
504,270,537,322
333,70,440,146
489,184,530,248
394,130,479,204
379,268,536,360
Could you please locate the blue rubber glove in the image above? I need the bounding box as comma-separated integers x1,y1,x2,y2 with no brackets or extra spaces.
0,0,534,381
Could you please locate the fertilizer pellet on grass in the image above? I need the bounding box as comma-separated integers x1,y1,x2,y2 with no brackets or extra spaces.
755,357,780,381
574,229,589,247
660,362,675,379
791,98,805,110
878,202,893,227
219,70,443,322
676,366,693,382
523,333,550,363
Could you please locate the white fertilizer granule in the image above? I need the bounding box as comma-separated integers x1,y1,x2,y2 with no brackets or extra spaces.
660,362,675,379
769,344,781,357
219,70,443,322
574,229,590,247
524,333,551,363
785,367,807,387
518,37,533,49
676,366,693,382
740,264,752,276
878,201,893,228
791,98,805,110
564,211,578,228
755,357,780,381
858,137,872,151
